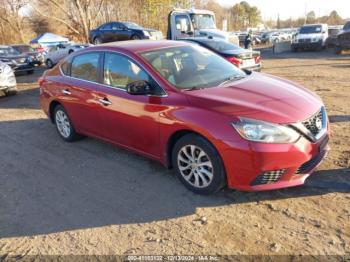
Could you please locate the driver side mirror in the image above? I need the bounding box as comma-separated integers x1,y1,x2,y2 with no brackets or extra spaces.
126,80,154,95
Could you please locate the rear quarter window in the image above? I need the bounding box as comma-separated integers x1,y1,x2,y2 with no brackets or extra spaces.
60,60,71,75
71,52,100,82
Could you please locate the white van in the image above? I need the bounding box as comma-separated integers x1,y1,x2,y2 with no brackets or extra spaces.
292,24,328,51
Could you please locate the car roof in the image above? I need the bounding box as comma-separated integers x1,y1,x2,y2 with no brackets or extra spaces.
179,37,221,42
89,40,189,53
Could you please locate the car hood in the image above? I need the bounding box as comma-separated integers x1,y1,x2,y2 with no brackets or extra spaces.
185,73,323,124
0,54,27,60
197,29,229,40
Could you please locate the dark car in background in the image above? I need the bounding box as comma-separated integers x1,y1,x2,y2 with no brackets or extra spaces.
89,21,163,44
0,45,35,74
325,25,343,48
11,44,44,66
180,37,262,71
335,21,350,54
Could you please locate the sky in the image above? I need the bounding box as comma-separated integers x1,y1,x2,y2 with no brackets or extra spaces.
216,0,350,20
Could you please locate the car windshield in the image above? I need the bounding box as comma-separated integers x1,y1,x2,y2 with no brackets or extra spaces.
299,26,322,34
13,45,34,53
199,40,241,52
140,45,245,90
124,22,142,30
190,14,216,30
0,47,20,56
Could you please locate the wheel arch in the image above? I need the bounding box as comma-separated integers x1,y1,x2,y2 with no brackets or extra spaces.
48,100,62,123
166,129,214,169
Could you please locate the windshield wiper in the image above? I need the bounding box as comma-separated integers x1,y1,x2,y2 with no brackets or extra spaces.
183,86,204,91
218,75,246,86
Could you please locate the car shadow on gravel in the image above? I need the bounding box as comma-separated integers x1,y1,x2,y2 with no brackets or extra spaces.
0,118,349,239
329,115,350,123
14,67,45,84
0,88,40,109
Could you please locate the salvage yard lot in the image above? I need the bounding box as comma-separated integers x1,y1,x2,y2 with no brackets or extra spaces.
0,50,349,256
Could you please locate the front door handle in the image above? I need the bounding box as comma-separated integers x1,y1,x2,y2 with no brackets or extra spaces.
62,89,71,95
98,98,112,106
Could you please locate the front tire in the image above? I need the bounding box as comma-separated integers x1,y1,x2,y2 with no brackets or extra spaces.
171,134,226,195
54,105,81,142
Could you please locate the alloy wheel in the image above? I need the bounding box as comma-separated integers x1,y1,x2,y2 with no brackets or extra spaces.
177,145,214,188
55,110,71,138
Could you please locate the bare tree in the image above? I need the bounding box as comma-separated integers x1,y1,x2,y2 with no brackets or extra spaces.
31,0,105,41
0,0,29,43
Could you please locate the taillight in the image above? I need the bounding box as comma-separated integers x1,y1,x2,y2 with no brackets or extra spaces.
254,55,262,64
38,77,45,87
226,56,243,67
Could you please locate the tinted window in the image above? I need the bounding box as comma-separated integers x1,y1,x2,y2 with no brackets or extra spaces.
101,23,112,30
141,45,245,90
71,53,100,82
344,22,350,31
112,23,123,30
103,52,150,89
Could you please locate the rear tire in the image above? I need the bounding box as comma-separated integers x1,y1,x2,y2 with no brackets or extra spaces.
131,35,141,40
4,89,17,96
54,105,81,142
46,59,53,68
93,37,102,45
171,134,226,195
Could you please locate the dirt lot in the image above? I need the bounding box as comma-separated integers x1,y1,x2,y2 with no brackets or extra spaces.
0,50,349,258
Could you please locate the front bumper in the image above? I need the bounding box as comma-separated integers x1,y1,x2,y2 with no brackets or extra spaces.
292,42,322,50
242,63,262,72
221,131,330,191
0,85,17,92
13,64,34,73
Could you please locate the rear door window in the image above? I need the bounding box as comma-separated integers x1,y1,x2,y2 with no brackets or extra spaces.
101,23,112,30
71,52,100,82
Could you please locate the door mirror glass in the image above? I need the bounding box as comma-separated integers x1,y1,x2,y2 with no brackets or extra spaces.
126,80,153,95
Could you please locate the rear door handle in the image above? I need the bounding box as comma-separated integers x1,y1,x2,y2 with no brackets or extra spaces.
62,89,71,95
98,98,112,106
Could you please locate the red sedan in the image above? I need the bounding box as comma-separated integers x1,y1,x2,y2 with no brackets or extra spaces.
39,40,330,195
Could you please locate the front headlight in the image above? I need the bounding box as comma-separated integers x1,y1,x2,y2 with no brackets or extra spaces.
232,118,300,143
143,31,151,37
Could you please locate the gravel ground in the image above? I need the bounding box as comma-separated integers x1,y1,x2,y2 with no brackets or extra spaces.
0,50,349,258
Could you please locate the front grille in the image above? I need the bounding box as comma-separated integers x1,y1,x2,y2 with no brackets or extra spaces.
295,150,326,174
251,169,285,186
302,108,324,137
299,39,311,43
